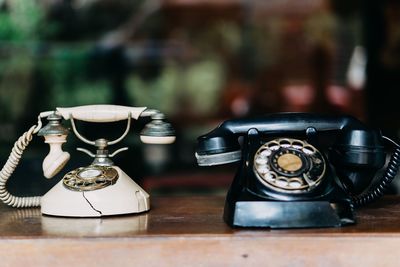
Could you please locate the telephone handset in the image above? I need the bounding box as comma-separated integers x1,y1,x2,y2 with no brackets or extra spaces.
196,113,400,228
0,105,175,217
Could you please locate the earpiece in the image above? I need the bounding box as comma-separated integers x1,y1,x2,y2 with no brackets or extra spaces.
140,135,176,144
140,113,176,144
330,129,385,194
195,130,241,166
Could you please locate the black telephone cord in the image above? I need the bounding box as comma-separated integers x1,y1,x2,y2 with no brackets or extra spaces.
352,136,400,207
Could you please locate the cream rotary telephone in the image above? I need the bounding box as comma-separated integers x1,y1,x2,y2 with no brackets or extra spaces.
0,105,175,217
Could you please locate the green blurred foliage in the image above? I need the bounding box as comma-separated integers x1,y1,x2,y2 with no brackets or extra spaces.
0,0,44,41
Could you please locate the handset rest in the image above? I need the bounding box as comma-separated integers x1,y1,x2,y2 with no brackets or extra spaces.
215,113,367,135
56,105,147,122
195,113,375,166
57,105,176,146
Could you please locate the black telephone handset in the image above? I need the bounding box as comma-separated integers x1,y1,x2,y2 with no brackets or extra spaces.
196,113,400,228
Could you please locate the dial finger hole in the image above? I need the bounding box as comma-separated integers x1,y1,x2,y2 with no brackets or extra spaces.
257,165,270,174
84,182,94,187
260,149,272,157
95,178,106,184
292,141,304,149
302,145,315,154
268,141,280,150
275,178,288,188
255,156,268,165
264,172,276,181
66,178,76,185
288,178,303,189
279,139,291,147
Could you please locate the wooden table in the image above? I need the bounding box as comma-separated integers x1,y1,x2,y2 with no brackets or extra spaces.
1,195,400,266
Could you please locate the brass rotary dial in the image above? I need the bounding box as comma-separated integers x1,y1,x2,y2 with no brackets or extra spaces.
63,165,119,191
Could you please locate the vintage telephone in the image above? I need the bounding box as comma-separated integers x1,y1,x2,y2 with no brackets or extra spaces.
196,113,400,228
0,105,175,217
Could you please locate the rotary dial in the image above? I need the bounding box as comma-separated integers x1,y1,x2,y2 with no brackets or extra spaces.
253,138,325,193
63,165,119,191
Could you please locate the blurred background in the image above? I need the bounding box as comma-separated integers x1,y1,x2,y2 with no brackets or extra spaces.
1,0,400,197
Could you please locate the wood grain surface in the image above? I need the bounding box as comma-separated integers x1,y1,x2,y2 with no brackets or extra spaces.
0,195,400,266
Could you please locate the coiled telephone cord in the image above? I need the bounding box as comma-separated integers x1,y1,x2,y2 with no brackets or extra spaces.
352,136,400,207
0,125,41,207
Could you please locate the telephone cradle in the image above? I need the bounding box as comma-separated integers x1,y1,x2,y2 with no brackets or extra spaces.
0,105,175,217
196,113,400,228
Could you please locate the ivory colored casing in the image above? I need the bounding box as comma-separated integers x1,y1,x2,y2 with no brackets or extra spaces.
40,166,150,217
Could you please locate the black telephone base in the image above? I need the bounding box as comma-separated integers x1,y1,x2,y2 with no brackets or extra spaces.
224,200,355,229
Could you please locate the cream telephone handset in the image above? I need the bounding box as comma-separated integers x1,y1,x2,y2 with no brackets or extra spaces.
0,105,175,217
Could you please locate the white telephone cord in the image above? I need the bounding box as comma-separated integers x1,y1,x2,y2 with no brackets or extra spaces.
0,120,43,208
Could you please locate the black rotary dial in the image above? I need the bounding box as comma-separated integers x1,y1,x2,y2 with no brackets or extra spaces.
253,138,326,193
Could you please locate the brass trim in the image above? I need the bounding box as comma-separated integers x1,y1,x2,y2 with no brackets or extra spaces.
63,165,119,191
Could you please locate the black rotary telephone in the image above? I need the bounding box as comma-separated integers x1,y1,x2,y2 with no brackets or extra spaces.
195,113,400,228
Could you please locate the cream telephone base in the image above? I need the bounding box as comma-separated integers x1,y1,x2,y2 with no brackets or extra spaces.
0,105,175,217
42,166,149,217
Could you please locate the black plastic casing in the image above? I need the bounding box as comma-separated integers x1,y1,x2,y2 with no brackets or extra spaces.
196,113,386,228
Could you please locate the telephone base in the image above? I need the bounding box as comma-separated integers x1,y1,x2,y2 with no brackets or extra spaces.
224,200,355,229
41,166,150,217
